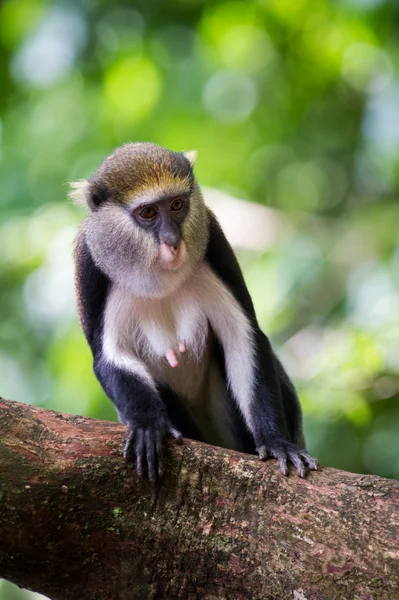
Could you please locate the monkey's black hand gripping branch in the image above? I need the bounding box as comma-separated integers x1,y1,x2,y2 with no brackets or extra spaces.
250,332,318,478
93,355,183,484
124,419,182,485
250,384,318,478
256,441,318,478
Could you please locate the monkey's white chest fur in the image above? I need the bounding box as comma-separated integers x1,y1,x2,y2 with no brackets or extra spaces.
103,266,212,403
133,288,209,366
102,262,254,446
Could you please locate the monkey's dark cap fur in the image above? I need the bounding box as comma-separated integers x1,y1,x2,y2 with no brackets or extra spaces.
91,143,195,205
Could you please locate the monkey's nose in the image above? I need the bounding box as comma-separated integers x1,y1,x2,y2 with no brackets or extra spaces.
159,240,186,269
162,240,179,253
160,224,180,252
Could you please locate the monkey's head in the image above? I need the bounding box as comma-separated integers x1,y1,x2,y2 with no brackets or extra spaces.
70,143,209,297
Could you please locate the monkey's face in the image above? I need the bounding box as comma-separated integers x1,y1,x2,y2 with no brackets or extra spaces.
131,195,189,271
72,143,209,297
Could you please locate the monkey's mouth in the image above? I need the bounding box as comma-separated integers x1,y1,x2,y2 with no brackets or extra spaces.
158,241,187,270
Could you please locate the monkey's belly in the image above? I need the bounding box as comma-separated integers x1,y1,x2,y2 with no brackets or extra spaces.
146,337,212,408
147,344,237,449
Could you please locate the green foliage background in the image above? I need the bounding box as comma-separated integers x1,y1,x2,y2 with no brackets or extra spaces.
1,0,399,596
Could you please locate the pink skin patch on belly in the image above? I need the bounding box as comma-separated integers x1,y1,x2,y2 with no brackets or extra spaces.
165,342,187,368
165,349,178,368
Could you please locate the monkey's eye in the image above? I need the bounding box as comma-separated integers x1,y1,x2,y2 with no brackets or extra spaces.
170,198,184,212
139,206,158,220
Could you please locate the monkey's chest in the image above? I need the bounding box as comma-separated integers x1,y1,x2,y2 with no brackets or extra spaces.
106,282,235,448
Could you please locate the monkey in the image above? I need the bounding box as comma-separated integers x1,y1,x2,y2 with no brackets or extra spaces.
70,142,318,484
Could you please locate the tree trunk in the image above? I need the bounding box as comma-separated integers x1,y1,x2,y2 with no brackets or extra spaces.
0,398,398,600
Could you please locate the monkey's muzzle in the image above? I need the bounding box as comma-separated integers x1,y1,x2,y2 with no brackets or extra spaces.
159,241,187,270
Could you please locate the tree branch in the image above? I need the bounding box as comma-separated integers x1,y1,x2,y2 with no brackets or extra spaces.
0,398,398,600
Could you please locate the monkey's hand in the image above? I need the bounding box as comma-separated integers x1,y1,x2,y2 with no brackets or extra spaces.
124,417,182,484
256,440,318,478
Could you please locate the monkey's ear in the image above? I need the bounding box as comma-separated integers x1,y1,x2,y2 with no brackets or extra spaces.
68,180,105,211
184,150,197,167
68,179,91,208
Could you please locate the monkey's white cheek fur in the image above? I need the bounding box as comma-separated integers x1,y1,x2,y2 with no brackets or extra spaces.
159,241,187,270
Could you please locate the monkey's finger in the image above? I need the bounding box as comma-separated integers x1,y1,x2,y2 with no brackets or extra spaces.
278,457,289,476
287,451,306,478
155,432,164,479
256,445,268,461
168,427,183,444
178,341,186,353
135,429,145,478
300,451,318,471
145,430,156,485
270,449,289,476
123,428,135,460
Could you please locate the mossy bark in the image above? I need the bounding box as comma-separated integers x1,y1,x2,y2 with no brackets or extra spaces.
0,397,398,600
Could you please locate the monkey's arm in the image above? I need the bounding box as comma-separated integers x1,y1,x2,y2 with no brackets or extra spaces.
74,230,180,483
204,211,317,476
93,355,181,482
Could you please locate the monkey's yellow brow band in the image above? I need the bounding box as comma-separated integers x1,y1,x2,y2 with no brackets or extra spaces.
127,182,192,207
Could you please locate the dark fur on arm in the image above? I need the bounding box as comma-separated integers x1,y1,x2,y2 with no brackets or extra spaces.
205,210,317,476
93,355,177,482
74,229,109,346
